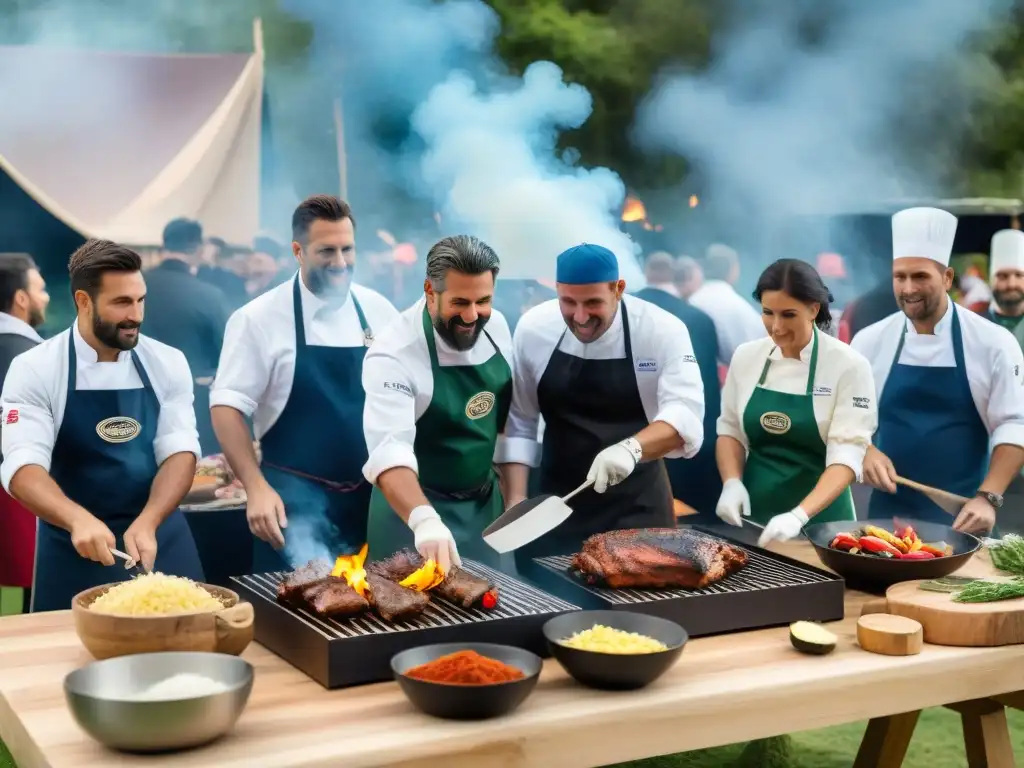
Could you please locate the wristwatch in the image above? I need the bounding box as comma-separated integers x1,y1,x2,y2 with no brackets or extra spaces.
976,490,1004,509
620,437,643,465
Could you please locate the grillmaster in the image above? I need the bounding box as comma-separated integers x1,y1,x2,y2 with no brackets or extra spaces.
360,235,516,572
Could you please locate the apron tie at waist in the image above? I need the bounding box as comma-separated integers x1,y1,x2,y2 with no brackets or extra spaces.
261,461,367,494
424,476,495,502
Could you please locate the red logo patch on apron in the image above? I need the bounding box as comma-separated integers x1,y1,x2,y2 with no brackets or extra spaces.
5,409,18,424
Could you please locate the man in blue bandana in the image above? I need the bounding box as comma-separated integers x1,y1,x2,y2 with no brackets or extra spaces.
502,244,706,568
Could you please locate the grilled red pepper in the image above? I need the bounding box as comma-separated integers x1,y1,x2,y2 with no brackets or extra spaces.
830,533,858,552
899,550,935,560
481,591,498,610
858,536,901,556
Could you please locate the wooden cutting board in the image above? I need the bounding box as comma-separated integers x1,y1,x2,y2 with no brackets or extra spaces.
883,580,1024,647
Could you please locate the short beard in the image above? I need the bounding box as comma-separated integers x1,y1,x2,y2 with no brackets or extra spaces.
433,311,486,351
94,313,140,351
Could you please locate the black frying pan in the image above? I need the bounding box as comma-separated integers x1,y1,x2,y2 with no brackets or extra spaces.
804,518,981,592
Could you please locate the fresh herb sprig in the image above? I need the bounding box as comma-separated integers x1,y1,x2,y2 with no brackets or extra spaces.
953,578,1024,603
989,534,1024,577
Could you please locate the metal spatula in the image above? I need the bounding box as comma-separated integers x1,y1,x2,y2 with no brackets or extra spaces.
482,480,594,553
895,476,969,516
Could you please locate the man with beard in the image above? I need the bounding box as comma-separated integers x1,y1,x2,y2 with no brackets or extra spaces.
985,229,1024,343
211,196,398,572
361,235,514,571
0,240,205,611
852,207,1024,533
503,244,705,569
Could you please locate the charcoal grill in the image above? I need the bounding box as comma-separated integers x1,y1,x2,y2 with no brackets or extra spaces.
231,560,579,689
526,527,845,637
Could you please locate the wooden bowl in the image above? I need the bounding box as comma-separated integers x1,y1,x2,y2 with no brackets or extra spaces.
72,583,254,661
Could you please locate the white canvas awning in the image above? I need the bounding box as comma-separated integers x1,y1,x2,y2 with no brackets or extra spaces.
0,19,264,247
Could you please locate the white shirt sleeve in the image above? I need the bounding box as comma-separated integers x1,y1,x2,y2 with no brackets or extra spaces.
209,310,273,418
824,353,878,480
503,321,543,467
361,343,420,484
652,316,705,459
716,350,748,449
154,349,202,465
986,330,1024,449
1,355,56,493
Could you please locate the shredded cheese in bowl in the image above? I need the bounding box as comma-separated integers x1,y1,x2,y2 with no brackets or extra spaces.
559,624,668,654
89,573,225,616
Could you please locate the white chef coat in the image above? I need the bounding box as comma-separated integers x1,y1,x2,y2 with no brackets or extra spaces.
361,297,515,484
688,279,766,365
505,297,705,467
0,323,200,493
0,313,43,344
850,302,1024,449
717,331,878,479
209,275,399,439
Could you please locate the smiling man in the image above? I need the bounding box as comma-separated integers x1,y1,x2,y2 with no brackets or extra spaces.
362,235,514,571
986,229,1024,341
852,207,1024,534
503,243,705,569
0,240,205,611
211,196,398,572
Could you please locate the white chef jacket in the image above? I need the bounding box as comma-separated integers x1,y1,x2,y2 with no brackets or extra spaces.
688,279,766,365
210,275,399,439
0,323,200,493
361,297,515,484
505,297,705,467
717,331,878,480
0,313,43,344
851,302,1024,449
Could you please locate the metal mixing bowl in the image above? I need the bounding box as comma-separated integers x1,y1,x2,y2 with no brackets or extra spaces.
64,652,253,753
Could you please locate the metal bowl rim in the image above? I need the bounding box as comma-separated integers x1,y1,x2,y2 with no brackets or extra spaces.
542,610,689,654
63,652,254,701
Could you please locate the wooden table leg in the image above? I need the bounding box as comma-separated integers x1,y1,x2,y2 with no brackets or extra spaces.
948,699,1017,768
854,710,921,768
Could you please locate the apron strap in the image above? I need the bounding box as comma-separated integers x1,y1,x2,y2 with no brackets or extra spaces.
890,303,964,369
755,329,819,395
65,329,154,393
350,293,374,346
291,276,307,350
620,300,634,360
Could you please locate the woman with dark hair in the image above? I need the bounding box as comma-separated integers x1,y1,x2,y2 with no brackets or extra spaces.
714,258,878,547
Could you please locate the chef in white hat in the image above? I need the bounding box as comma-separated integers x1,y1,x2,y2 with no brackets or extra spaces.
851,207,1024,533
986,229,1024,338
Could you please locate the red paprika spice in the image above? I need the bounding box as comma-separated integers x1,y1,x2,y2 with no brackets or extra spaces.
405,650,525,685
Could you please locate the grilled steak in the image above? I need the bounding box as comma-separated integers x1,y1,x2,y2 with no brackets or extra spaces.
276,559,332,603
571,528,749,589
308,578,369,618
366,572,429,622
368,549,498,608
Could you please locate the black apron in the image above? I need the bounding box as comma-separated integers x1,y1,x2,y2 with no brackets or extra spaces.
32,334,204,612
514,302,673,569
252,277,373,572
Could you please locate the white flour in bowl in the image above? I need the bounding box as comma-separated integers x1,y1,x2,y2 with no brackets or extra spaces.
129,673,231,701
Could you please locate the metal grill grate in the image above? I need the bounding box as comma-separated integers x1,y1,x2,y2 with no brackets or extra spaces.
232,561,578,640
534,541,834,606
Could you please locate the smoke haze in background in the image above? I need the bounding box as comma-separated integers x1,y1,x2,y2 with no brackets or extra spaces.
634,0,1009,282
289,0,643,285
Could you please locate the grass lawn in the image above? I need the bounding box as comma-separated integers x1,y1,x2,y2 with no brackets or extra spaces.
0,707,1019,767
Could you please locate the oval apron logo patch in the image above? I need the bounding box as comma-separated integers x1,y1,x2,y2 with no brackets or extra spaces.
96,417,141,444
465,391,496,420
759,411,791,435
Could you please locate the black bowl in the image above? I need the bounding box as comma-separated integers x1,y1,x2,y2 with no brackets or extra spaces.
804,518,981,592
391,643,541,720
543,610,687,691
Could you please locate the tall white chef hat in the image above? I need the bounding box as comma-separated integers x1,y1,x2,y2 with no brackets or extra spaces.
891,206,958,267
990,229,1024,281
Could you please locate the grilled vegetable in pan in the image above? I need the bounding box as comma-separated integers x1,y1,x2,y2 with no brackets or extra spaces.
827,524,954,559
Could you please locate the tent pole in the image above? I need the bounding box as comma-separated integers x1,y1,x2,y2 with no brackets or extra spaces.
252,17,264,58
334,97,348,201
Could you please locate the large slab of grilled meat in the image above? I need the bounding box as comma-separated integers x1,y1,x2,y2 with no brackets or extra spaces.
570,528,749,589
276,561,370,619
368,549,499,609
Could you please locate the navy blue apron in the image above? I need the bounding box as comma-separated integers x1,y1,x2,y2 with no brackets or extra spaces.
253,277,372,572
32,332,204,612
869,308,989,524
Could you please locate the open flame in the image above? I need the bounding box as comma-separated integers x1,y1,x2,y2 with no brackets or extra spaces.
689,195,699,208
331,543,369,598
399,559,446,591
621,195,664,232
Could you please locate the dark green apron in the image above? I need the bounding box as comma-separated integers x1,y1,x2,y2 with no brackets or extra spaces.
366,307,513,569
741,330,855,526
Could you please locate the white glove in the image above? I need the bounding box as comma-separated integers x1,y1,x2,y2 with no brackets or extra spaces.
757,507,810,548
587,438,640,493
408,506,462,574
715,478,751,527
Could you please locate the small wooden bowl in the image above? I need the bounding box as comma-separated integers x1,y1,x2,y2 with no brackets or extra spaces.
72,583,254,661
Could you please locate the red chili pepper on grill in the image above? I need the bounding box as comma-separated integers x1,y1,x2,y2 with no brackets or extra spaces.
481,591,498,610
899,550,935,560
829,533,858,552
858,536,901,556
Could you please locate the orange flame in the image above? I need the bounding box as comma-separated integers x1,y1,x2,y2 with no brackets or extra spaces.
399,559,446,591
331,543,369,598
621,195,647,223
689,195,699,208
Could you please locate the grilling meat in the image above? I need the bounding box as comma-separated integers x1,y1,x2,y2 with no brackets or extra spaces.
368,549,498,608
305,577,369,618
366,572,429,622
276,559,332,603
571,528,749,589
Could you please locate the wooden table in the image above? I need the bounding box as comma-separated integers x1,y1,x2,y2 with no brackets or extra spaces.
1,542,1022,768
